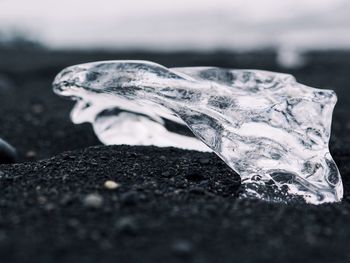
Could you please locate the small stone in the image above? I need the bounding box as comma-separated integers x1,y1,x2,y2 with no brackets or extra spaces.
37,196,47,205
62,154,76,160
26,150,37,159
189,187,206,195
67,218,80,228
31,104,44,114
161,171,171,177
54,130,65,138
171,240,193,257
0,74,13,93
83,193,104,208
199,158,210,165
120,191,138,206
104,180,120,190
185,172,205,182
0,231,7,242
115,216,139,235
154,189,163,195
60,194,74,205
44,203,56,211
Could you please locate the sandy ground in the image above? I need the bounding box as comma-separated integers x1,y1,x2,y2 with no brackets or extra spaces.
0,48,349,263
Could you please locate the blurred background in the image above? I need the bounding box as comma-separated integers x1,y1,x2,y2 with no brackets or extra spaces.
0,0,350,67
1,0,350,49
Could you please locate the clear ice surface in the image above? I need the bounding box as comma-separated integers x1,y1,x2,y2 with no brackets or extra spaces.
53,60,343,204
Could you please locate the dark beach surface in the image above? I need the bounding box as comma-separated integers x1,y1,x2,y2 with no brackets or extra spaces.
0,47,349,263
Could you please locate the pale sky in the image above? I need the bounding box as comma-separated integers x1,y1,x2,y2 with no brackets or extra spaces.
0,0,349,50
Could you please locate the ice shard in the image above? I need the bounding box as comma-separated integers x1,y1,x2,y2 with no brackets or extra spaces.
0,138,17,164
53,60,342,204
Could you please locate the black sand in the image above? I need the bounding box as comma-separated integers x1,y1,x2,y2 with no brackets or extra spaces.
0,48,350,263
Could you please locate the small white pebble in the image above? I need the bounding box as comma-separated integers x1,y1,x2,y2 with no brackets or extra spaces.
104,180,120,190
26,150,37,158
83,193,104,208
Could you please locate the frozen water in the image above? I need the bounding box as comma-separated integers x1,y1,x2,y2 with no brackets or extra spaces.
0,138,17,163
53,60,342,204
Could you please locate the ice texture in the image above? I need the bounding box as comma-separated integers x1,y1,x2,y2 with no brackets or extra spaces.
53,60,342,204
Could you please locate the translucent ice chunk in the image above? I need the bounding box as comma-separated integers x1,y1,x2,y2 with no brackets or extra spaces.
53,60,342,204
